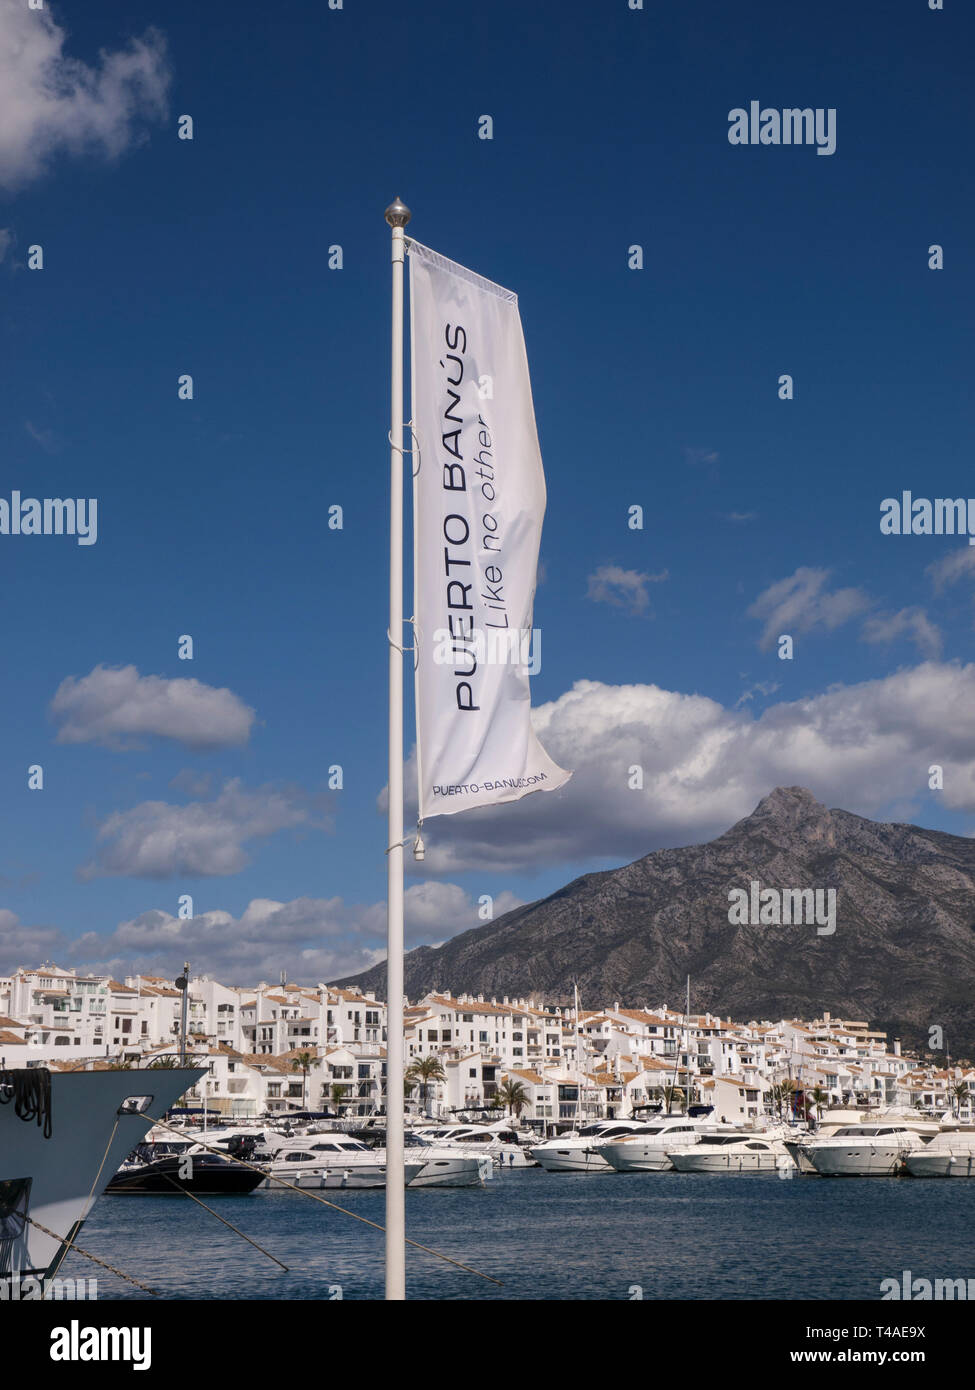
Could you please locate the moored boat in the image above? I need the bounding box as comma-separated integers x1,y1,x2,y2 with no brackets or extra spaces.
904,1130,975,1178
403,1135,493,1186
1,1063,204,1283
530,1120,662,1173
597,1116,742,1173
798,1124,928,1176
668,1133,795,1174
106,1141,265,1195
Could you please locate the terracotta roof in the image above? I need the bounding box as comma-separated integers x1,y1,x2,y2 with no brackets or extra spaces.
611,1008,670,1027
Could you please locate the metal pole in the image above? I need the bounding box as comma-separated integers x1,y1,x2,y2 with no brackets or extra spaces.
177,961,189,1067
384,194,410,1301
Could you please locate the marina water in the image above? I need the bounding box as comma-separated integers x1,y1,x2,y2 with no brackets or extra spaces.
60,1169,975,1301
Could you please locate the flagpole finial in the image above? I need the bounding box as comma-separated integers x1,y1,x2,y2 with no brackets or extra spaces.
385,196,411,228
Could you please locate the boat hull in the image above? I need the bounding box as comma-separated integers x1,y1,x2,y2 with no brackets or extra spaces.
599,1144,676,1172
529,1147,612,1173
670,1151,789,1174
407,1155,491,1187
800,1144,913,1176
106,1155,264,1196
784,1139,818,1174
1,1067,204,1279
905,1152,975,1178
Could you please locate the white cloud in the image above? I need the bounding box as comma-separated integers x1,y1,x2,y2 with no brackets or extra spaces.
80,779,332,880
861,607,942,659
50,665,256,751
684,447,719,468
24,419,59,452
734,680,780,708
927,547,975,592
0,1,169,189
403,663,975,874
748,567,872,650
0,908,65,973
45,884,521,981
586,565,668,615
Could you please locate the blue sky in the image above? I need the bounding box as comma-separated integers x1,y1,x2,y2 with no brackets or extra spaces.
1,0,973,984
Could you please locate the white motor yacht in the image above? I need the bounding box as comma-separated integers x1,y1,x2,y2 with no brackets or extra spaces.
260,1135,425,1189
668,1132,795,1174
597,1115,741,1172
904,1129,975,1178
413,1121,537,1168
798,1124,928,1176
403,1134,493,1187
784,1107,939,1174
530,1119,663,1173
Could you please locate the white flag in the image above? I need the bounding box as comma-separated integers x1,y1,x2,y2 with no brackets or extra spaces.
409,240,571,820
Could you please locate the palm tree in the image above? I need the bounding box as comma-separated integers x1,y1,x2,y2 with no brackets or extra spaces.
290,1050,314,1108
405,1056,446,1116
773,1079,799,1120
952,1082,970,1119
330,1082,348,1114
496,1079,529,1119
662,1085,684,1115
808,1086,828,1123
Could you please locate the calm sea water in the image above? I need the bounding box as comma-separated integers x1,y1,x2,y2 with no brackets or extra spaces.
60,1169,975,1301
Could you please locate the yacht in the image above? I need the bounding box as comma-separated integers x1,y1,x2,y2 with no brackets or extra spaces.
530,1119,662,1173
106,1140,265,1195
597,1115,740,1172
403,1134,493,1187
783,1108,864,1173
904,1129,975,1178
260,1135,423,1189
797,1124,929,1176
1,1063,204,1285
668,1132,794,1174
784,1108,938,1174
412,1120,537,1168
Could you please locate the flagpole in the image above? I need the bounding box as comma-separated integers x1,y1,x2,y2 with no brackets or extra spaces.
384,194,410,1301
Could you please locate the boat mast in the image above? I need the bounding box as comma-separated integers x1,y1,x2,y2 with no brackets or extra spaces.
684,974,691,1115
574,981,582,1129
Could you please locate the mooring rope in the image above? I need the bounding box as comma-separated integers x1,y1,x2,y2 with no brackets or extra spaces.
161,1172,289,1271
149,1117,504,1286
25,1216,158,1296
0,1067,52,1138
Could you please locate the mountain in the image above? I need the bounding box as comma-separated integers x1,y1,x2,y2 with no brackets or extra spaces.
337,787,975,1055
